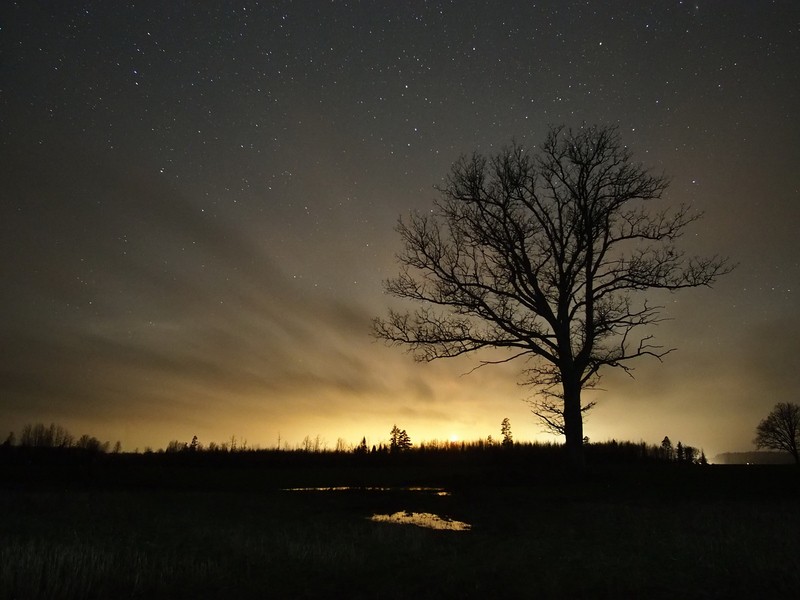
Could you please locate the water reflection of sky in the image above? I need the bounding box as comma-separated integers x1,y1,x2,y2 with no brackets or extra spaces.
370,511,471,531
282,486,450,496
282,486,468,530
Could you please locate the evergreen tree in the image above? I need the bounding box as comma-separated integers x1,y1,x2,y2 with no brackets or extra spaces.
389,425,401,452
661,436,674,461
397,429,412,451
501,418,513,447
389,425,412,452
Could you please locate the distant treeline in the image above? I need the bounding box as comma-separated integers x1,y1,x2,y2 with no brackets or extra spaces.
2,423,119,454
1,422,708,467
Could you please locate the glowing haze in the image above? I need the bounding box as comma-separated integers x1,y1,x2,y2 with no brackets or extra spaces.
2,2,799,457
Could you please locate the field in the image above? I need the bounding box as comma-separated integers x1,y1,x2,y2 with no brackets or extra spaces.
1,450,799,599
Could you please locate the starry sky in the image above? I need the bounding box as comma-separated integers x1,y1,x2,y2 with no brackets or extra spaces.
2,1,799,456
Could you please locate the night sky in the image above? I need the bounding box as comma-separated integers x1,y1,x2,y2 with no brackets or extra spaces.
2,1,799,457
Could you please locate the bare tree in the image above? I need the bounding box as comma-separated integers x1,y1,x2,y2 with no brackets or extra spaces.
76,434,109,453
374,124,732,467
754,402,800,464
19,423,74,448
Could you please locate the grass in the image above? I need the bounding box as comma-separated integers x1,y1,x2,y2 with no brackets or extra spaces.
1,460,799,598
0,489,468,598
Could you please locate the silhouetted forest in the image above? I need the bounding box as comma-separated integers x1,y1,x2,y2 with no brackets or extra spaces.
1,422,711,474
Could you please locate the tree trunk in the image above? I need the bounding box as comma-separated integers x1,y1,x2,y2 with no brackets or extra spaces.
562,373,585,470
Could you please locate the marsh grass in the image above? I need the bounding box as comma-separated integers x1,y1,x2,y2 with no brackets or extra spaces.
1,465,799,598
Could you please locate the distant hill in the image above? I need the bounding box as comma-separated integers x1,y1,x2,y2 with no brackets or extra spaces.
713,451,795,465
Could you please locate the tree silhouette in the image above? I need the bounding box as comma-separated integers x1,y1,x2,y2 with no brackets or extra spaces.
676,441,685,463
374,124,732,467
754,402,800,464
19,423,74,448
660,436,674,461
682,444,697,465
389,425,412,452
165,439,186,453
501,417,513,447
76,434,109,453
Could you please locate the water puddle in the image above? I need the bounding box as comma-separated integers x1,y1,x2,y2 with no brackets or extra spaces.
282,486,450,496
281,486,468,531
369,511,471,531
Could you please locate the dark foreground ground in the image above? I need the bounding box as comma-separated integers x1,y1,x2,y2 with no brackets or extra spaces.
1,452,799,599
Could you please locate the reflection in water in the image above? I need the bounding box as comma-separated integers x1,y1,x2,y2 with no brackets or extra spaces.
282,486,450,496
369,511,472,531
281,487,467,530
